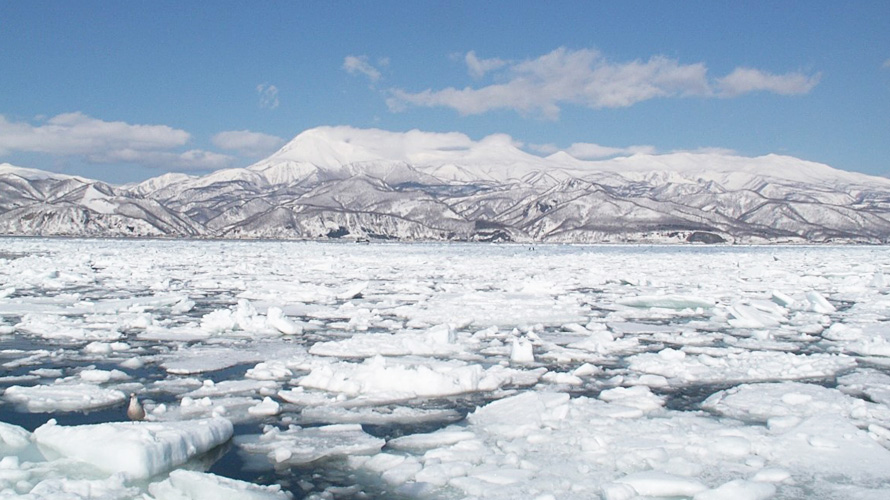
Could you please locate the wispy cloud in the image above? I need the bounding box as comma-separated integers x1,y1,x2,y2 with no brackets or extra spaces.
883,58,890,69
531,141,655,159
212,130,285,157
0,112,188,156
388,47,821,119
716,67,821,97
0,112,232,170
465,51,507,79
565,142,656,159
257,83,280,109
343,55,382,82
98,148,234,171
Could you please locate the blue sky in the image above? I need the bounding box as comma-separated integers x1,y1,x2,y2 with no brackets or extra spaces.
1,1,888,184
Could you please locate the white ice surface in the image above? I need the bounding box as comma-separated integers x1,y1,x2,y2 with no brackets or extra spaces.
148,469,290,500
239,424,384,466
4,383,126,413
298,355,542,401
2,240,890,499
32,417,233,479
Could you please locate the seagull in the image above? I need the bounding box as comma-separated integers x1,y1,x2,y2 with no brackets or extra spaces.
127,393,146,421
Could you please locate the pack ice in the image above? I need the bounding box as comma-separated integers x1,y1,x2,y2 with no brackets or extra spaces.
1,238,890,499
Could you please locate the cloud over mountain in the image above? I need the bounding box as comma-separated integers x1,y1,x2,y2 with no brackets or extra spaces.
0,112,236,171
212,130,286,157
387,47,821,119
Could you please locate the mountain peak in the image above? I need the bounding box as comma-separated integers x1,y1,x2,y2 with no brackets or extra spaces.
0,163,79,181
256,126,540,170
264,126,384,169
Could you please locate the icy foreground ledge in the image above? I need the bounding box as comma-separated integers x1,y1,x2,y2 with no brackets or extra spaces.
4,383,126,412
350,390,890,499
33,417,233,479
5,240,890,498
149,469,290,500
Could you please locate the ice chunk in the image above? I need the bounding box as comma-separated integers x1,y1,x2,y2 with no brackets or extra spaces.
388,431,477,451
425,323,457,344
617,295,715,310
598,385,665,412
200,300,272,334
265,307,303,335
510,338,534,364
247,397,281,417
83,341,131,354
25,474,141,499
32,417,233,479
541,371,583,385
184,379,279,399
240,424,384,466
770,290,797,308
611,471,707,497
78,368,130,383
309,328,463,358
805,291,836,314
299,405,461,425
468,392,570,437
200,309,238,333
627,348,855,385
4,383,126,412
702,382,890,428
246,360,294,381
0,421,30,452
299,355,537,400
159,345,278,375
694,479,775,500
148,469,290,499
336,281,368,300
837,369,890,406
726,302,785,328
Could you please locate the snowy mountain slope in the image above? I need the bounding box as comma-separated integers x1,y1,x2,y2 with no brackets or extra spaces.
1,127,889,243
0,164,201,236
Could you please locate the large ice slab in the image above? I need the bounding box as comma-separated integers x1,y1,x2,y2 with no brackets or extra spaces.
148,469,291,500
32,417,233,480
351,390,890,498
298,355,542,400
240,423,384,466
4,382,126,412
627,347,856,385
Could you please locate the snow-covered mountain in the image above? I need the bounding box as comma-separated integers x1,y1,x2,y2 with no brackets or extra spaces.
2,126,890,243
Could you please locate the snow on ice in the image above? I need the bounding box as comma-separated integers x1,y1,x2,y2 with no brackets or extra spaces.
1,239,890,499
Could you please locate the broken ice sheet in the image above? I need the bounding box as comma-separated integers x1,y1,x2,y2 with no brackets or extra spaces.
238,423,385,467
2,239,890,499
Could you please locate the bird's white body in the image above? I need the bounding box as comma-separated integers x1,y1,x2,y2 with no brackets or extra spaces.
127,393,145,421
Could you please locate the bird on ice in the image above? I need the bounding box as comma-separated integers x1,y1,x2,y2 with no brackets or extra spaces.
127,393,145,421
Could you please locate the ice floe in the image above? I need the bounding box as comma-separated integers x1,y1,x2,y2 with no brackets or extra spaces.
2,239,890,498
32,417,233,479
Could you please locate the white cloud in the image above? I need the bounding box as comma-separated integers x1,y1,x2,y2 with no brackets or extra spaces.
343,55,382,82
389,48,711,118
883,58,890,69
565,142,656,159
717,67,821,97
465,51,507,79
0,112,189,156
212,130,285,157
671,146,738,156
0,112,233,171
257,83,280,109
388,47,821,118
530,141,655,159
96,148,234,171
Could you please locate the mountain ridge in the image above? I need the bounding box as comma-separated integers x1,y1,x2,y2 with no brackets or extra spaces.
2,127,889,243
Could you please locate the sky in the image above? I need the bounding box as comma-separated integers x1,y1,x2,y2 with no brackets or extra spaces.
0,1,888,184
